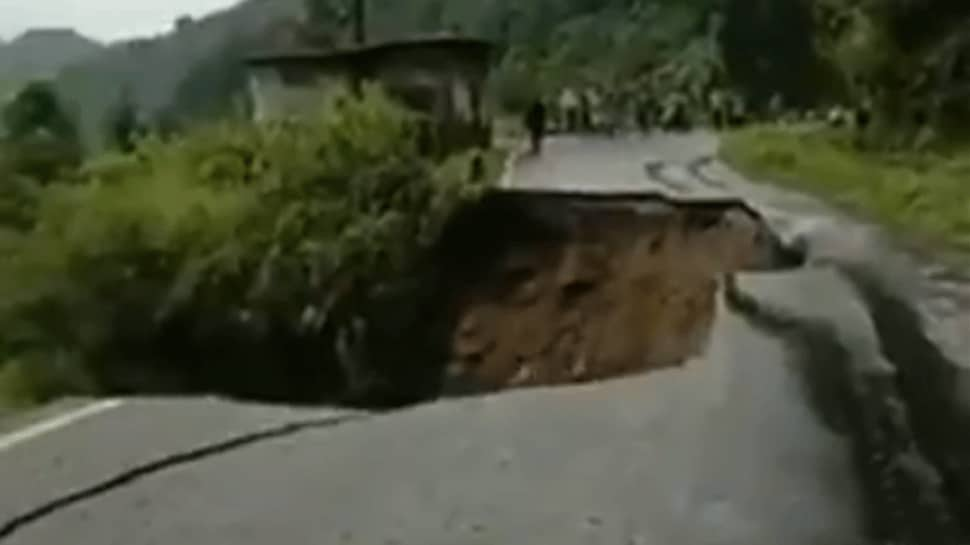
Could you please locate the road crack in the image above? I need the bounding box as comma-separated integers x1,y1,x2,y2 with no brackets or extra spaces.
0,411,370,541
643,160,689,194
685,156,728,189
723,272,966,545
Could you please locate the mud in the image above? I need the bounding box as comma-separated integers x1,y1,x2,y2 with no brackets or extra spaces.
432,191,801,393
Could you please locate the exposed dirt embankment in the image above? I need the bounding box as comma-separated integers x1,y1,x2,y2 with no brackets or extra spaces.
429,191,801,394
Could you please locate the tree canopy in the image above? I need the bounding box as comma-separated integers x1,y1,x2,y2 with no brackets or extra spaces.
1,81,81,182
3,81,78,142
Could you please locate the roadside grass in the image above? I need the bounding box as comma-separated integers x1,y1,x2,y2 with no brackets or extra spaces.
721,126,970,257
0,349,100,409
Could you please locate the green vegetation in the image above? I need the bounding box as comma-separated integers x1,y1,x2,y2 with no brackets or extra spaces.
104,88,146,153
4,0,970,408
802,0,970,145
0,81,82,228
24,0,970,147
49,0,731,145
714,1,970,263
722,126,970,253
0,87,496,407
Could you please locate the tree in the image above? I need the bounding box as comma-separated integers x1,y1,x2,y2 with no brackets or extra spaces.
1,81,81,181
3,81,78,142
719,0,837,110
175,15,194,32
164,38,251,125
813,0,970,143
418,0,446,32
305,0,346,25
106,88,143,153
304,0,351,43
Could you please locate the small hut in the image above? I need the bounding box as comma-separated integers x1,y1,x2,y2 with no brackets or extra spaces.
244,34,494,154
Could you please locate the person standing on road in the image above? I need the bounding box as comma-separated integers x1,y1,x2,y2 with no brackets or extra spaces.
586,87,603,132
559,87,580,133
709,88,727,130
524,98,548,155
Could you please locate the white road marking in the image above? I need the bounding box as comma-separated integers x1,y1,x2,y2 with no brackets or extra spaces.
0,399,124,453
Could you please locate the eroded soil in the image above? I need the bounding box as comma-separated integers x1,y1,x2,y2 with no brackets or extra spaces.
434,192,799,392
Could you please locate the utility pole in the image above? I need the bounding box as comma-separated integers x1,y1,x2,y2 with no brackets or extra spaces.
353,0,367,45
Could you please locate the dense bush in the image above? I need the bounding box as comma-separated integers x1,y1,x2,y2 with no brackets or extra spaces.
0,87,493,406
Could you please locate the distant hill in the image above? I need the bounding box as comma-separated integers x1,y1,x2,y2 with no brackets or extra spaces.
0,28,104,85
54,0,306,149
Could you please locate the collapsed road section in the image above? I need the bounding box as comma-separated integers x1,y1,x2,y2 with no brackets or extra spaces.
430,190,803,393
356,189,803,405
2,186,969,545
414,188,969,543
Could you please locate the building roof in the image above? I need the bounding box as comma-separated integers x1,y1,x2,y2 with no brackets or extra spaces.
245,34,494,67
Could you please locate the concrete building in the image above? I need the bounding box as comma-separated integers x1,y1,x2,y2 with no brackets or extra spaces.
244,35,494,153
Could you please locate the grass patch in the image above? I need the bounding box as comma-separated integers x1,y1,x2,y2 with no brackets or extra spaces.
721,126,970,256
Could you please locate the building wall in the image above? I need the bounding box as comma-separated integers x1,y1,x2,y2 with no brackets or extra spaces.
246,44,492,151
375,51,489,127
248,65,345,121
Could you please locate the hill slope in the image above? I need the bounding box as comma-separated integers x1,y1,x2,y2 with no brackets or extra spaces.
54,0,305,148
0,29,104,102
54,0,724,146
0,28,103,82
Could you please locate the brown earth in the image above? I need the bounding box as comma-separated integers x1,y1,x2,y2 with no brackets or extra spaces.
433,191,800,393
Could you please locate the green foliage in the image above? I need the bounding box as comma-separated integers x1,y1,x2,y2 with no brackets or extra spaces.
812,0,970,142
722,126,970,254
0,86,493,406
0,81,81,190
79,0,728,126
3,81,78,142
163,37,256,127
481,0,722,110
488,49,543,112
306,0,351,29
0,354,97,407
720,0,837,109
105,89,145,153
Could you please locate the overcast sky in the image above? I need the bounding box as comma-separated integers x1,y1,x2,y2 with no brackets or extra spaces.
0,0,240,42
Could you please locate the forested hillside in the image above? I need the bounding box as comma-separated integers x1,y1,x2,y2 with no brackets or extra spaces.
51,0,726,148
29,0,970,149
53,0,305,149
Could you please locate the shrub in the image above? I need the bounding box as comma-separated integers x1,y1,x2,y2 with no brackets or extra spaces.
0,86,493,406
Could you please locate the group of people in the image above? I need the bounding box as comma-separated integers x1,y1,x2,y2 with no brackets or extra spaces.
521,88,610,155
521,82,881,156
520,85,753,155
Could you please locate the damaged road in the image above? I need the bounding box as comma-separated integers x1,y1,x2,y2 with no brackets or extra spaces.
1,133,969,545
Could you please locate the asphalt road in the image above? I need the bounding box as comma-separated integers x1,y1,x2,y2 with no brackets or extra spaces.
2,294,868,545
1,132,968,545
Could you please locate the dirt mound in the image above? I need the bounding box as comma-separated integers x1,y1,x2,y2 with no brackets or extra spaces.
433,191,801,393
